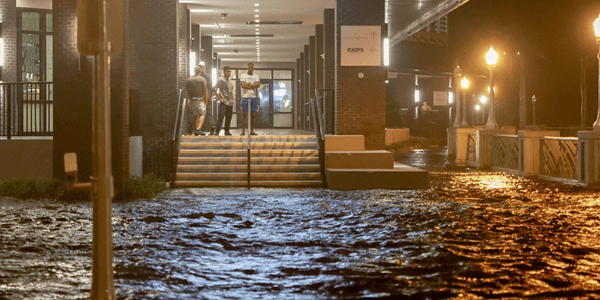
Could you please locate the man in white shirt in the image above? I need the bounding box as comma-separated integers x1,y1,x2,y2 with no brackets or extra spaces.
239,63,260,136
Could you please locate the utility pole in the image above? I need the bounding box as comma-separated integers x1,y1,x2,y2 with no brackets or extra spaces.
77,0,123,299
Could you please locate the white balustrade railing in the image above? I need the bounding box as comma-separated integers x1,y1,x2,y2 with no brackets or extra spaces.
491,134,519,171
539,137,579,182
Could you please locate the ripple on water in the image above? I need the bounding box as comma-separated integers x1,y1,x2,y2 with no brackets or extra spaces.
1,174,600,299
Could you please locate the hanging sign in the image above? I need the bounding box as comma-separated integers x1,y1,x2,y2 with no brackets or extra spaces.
340,26,381,66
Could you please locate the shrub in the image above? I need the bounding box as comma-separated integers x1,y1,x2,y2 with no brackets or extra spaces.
0,178,68,200
122,173,168,201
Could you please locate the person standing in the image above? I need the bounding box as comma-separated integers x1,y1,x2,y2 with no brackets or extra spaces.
239,62,260,136
186,65,209,136
213,66,234,136
199,64,217,136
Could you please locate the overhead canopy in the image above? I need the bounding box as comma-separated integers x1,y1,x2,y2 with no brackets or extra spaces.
183,0,469,63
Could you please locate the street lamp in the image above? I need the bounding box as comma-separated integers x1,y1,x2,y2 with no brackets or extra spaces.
593,15,600,131
453,65,463,128
461,77,469,127
532,94,537,127
485,46,499,129
479,95,487,124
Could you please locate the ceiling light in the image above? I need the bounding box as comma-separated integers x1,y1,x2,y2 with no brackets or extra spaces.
256,28,259,31
255,32,259,35
254,3,259,6
255,9,259,12
255,24,259,27
255,20,260,23
255,15,259,18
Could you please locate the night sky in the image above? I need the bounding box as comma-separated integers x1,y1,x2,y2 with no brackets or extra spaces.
448,0,600,127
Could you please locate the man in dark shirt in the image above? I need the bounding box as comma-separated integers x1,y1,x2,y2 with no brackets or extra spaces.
187,65,209,136
199,65,217,136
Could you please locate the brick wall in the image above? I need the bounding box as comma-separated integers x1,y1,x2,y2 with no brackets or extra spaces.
129,0,180,180
335,0,386,150
0,0,17,82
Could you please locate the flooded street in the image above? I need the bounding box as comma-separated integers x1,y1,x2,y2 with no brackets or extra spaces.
2,149,600,299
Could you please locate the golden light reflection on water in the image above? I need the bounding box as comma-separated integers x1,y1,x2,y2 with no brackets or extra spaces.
477,174,514,189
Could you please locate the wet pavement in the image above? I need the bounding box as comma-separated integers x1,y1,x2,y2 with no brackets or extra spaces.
2,148,600,299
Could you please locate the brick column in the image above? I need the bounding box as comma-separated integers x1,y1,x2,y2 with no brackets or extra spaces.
178,4,190,90
304,45,310,130
299,52,305,130
201,36,213,71
110,0,131,193
0,0,16,82
295,58,300,128
315,25,324,92
309,36,316,102
53,0,94,183
129,0,180,180
323,8,335,134
53,0,130,194
336,0,385,149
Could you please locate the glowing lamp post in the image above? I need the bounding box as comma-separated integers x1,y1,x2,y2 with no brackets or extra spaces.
461,77,469,127
453,65,463,127
485,46,499,129
532,95,537,127
593,15,600,131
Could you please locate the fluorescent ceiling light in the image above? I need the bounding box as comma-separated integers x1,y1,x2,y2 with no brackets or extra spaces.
254,3,259,6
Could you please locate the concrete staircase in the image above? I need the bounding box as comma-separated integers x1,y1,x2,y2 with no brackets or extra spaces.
174,135,322,187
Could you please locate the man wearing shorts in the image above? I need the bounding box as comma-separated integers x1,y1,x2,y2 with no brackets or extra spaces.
187,65,209,136
239,62,260,136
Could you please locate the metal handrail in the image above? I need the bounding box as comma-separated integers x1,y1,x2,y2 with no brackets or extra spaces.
312,90,328,188
171,89,186,188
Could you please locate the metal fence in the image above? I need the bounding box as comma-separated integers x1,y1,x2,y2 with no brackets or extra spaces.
491,134,519,171
466,133,476,163
0,82,53,139
540,137,578,181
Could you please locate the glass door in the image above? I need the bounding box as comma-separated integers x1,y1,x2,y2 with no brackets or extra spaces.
256,80,272,128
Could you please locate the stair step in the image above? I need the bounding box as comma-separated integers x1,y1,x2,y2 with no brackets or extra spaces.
178,149,318,158
181,135,316,143
174,180,323,188
180,142,317,150
178,156,320,165
177,172,322,181
177,164,320,173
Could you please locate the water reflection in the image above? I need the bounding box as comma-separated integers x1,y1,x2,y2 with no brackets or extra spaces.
2,163,600,298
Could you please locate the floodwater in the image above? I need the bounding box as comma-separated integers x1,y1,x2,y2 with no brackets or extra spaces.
2,148,600,299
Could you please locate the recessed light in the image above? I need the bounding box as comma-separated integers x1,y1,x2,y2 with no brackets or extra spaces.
255,9,259,12
255,20,260,23
255,15,259,18
255,32,259,35
256,28,259,31
254,3,259,6
255,24,259,27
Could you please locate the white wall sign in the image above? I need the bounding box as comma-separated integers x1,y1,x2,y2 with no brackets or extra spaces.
341,26,381,66
433,91,448,106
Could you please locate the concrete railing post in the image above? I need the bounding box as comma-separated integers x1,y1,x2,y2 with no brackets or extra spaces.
518,130,560,177
475,128,510,169
578,131,600,187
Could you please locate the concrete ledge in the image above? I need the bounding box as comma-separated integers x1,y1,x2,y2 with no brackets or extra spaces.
327,163,428,190
0,139,53,181
324,135,365,151
386,128,410,145
326,151,394,169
